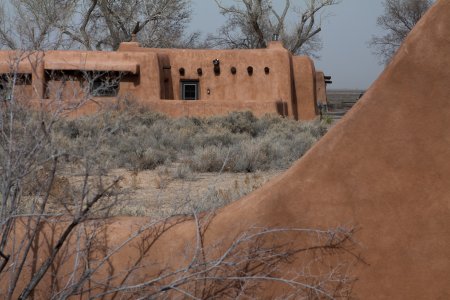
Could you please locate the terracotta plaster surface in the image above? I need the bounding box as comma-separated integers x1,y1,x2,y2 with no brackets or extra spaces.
119,41,304,118
315,71,328,105
293,56,318,120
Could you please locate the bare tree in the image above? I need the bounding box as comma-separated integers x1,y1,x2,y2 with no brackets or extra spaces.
0,0,76,50
369,0,433,64
0,0,198,51
209,0,341,57
62,0,199,50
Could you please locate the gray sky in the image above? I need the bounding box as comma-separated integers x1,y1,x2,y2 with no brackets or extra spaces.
189,0,386,90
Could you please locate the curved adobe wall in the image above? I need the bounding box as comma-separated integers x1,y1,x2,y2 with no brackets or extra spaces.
292,56,318,120
315,71,328,105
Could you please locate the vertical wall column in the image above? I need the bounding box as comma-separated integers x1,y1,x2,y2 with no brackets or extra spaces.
32,52,45,99
292,56,318,121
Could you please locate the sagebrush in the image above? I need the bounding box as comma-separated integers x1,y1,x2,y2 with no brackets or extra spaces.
55,110,328,172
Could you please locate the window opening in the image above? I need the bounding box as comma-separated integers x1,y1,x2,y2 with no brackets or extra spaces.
0,73,31,100
181,80,199,100
89,71,121,97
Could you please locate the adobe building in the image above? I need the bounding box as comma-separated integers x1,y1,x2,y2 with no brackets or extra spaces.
0,41,327,120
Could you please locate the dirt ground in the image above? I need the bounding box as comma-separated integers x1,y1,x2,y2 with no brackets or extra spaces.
111,167,284,218
58,165,285,219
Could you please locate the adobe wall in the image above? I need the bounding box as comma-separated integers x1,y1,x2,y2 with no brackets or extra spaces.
315,71,328,105
119,41,297,118
140,99,287,118
120,42,292,101
292,56,318,120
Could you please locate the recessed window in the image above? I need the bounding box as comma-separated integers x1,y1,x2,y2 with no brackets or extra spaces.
181,80,199,100
0,76,8,100
0,73,31,100
0,73,31,86
89,71,121,97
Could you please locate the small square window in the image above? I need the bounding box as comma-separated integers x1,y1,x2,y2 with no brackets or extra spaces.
181,80,199,100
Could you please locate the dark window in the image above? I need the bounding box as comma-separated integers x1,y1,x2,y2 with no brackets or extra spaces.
181,80,199,100
0,73,31,85
0,78,6,100
0,73,31,100
90,72,121,97
45,70,122,97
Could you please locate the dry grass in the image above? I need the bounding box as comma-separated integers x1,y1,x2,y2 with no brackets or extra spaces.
58,165,283,218
30,109,328,217
55,110,328,173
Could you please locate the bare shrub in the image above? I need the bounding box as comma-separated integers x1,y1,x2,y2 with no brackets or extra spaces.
172,163,195,180
191,173,269,213
137,148,172,171
208,111,259,136
154,166,171,189
54,110,327,174
189,145,231,172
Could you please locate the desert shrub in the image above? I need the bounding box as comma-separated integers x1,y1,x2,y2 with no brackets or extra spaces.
231,141,270,172
189,173,269,213
53,110,328,173
253,114,285,136
189,145,231,172
194,126,241,147
129,111,166,127
172,163,195,180
136,148,172,171
208,111,259,136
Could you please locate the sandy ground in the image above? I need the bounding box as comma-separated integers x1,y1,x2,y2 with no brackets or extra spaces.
56,165,285,219
109,167,284,218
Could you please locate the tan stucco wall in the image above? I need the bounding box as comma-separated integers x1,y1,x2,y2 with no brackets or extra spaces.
140,99,287,118
119,41,296,116
292,56,318,120
315,71,328,105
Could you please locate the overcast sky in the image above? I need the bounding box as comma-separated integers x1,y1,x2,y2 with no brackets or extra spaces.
189,0,386,90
